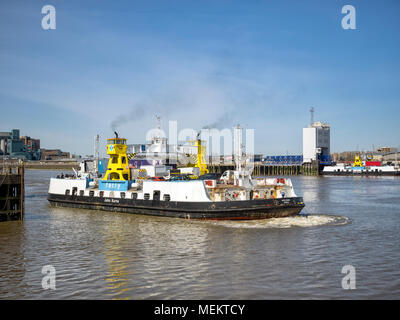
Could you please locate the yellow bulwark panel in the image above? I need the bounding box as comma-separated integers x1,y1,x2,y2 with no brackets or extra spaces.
103,137,131,181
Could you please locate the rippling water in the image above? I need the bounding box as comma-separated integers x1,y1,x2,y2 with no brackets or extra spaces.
0,170,399,299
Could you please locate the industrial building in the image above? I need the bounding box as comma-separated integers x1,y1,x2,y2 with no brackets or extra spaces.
128,136,200,167
40,149,71,160
20,136,40,153
374,147,398,154
0,128,70,160
263,109,331,167
302,108,331,164
1,128,74,160
0,129,37,159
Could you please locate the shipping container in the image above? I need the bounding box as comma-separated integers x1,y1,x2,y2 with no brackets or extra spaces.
366,161,381,167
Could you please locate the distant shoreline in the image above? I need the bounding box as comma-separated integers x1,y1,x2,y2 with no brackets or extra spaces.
24,165,79,170
1,160,79,170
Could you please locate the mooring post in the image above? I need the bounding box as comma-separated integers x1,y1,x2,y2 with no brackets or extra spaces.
20,162,24,220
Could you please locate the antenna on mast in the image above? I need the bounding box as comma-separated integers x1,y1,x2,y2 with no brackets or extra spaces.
156,115,161,130
94,134,99,176
310,107,314,126
234,124,243,172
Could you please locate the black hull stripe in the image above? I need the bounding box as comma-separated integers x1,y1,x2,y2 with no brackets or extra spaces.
47,194,305,220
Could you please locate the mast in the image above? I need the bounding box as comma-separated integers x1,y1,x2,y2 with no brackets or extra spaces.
310,107,314,127
234,124,243,172
156,115,161,131
94,134,99,176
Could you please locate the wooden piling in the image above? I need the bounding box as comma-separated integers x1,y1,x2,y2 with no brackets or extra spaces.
207,163,308,176
0,162,24,222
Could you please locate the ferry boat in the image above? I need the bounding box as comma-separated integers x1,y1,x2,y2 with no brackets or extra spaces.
322,155,400,176
47,134,305,220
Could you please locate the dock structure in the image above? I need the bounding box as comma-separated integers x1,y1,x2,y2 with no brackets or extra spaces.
0,163,24,221
208,161,320,176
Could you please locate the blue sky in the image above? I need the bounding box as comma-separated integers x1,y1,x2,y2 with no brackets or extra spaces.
0,0,399,156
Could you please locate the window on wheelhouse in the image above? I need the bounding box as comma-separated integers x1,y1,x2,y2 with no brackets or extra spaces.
116,139,126,145
153,190,160,201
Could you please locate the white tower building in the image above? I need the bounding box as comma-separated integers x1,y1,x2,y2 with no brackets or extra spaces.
303,109,330,163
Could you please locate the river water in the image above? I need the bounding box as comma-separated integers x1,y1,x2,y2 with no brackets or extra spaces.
0,170,399,299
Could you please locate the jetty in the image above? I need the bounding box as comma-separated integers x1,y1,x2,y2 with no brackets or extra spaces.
208,161,320,176
1,159,79,170
0,162,24,221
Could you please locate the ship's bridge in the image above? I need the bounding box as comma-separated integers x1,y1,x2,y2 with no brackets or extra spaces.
107,138,127,155
103,137,131,181
107,138,127,145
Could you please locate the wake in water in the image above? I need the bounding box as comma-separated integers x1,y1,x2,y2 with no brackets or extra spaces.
200,214,349,229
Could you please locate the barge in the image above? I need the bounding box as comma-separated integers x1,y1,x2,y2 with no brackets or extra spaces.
322,155,400,176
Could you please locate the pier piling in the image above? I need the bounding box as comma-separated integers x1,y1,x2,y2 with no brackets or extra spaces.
208,161,320,176
0,162,24,222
